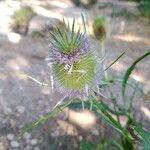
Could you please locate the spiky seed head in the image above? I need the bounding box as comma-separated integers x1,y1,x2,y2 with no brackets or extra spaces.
47,18,96,98
93,16,108,43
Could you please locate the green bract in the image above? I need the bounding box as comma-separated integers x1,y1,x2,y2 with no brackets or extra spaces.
93,16,107,42
53,52,95,90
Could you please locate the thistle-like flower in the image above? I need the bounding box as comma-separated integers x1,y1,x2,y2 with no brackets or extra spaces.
46,18,98,98
93,16,108,43
93,16,108,79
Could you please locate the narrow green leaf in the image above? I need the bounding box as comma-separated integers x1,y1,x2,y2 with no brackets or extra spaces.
55,28,68,49
110,140,124,150
91,98,127,136
122,51,150,101
50,32,64,48
73,29,81,46
81,13,87,34
71,18,75,42
105,52,125,71
134,125,150,150
18,100,72,138
80,141,94,150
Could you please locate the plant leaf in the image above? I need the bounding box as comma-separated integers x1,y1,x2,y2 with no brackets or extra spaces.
122,51,150,102
105,52,125,71
68,98,130,137
134,125,150,150
81,13,87,34
110,140,124,150
18,100,72,137
80,141,94,150
91,97,128,136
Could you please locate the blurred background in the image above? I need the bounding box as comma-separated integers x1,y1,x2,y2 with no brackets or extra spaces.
0,0,150,149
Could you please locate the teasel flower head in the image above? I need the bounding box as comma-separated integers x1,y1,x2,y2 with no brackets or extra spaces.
46,18,99,98
93,16,108,43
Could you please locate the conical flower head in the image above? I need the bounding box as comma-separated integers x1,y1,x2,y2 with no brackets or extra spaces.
93,16,108,42
47,19,96,97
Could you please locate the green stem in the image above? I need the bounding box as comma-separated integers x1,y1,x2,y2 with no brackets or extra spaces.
128,83,139,114
100,41,108,79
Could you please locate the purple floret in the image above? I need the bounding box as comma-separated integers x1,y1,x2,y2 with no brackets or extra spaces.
48,35,90,67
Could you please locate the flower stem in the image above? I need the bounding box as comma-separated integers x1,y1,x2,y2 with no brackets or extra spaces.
101,41,108,79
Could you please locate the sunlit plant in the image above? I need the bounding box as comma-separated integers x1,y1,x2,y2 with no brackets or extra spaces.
19,15,150,150
46,17,101,100
93,16,108,43
93,16,109,79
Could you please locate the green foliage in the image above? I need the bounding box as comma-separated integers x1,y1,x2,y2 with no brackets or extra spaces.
80,139,124,150
94,140,110,150
80,141,94,150
20,13,150,149
20,52,150,149
134,125,150,150
14,6,35,24
122,51,150,102
68,52,150,150
68,96,150,150
138,0,150,18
